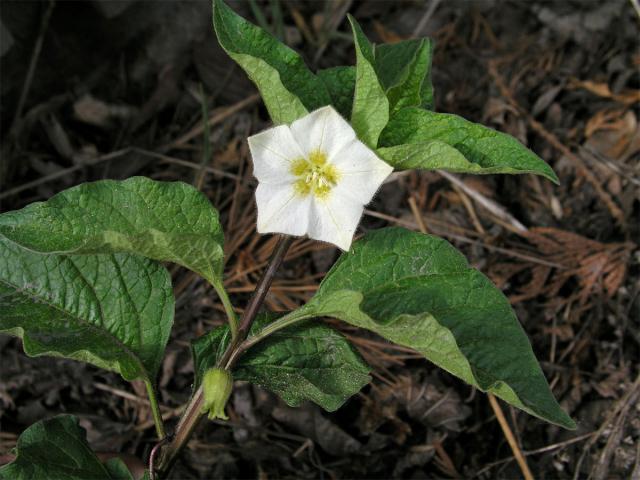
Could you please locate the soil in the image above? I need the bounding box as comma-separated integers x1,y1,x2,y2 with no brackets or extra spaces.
1,1,639,479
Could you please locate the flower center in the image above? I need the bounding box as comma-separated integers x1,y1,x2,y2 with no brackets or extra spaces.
290,150,340,199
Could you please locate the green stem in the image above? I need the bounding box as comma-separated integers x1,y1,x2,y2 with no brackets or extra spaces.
224,307,314,369
144,379,166,440
213,280,239,340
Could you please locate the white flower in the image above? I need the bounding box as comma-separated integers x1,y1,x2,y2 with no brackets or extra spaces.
248,106,393,250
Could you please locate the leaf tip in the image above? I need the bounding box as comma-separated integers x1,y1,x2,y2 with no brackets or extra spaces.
546,169,561,185
556,411,577,430
346,13,363,37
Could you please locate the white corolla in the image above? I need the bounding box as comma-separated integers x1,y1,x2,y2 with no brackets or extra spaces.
247,106,393,250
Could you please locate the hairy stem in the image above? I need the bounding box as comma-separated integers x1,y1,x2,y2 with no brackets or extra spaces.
155,235,293,476
144,379,166,440
218,235,294,366
238,236,294,336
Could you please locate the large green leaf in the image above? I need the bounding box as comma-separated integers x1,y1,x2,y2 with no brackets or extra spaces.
213,0,330,124
192,314,370,412
296,228,575,429
317,66,355,119
0,415,135,480
0,176,225,287
379,107,559,183
374,38,434,112
348,15,389,148
377,140,483,171
0,238,173,381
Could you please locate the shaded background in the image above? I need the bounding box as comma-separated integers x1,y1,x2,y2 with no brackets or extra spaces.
1,0,639,478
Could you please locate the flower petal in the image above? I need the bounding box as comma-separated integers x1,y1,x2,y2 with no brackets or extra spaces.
248,125,305,184
307,192,364,250
331,140,394,204
255,182,311,236
289,106,356,159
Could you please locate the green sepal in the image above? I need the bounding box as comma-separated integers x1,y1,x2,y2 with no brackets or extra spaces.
202,368,234,420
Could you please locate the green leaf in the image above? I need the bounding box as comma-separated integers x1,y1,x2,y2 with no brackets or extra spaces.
317,66,355,119
0,176,225,287
213,0,330,124
379,107,559,183
319,39,431,123
377,140,481,171
0,237,173,381
0,415,134,480
297,228,575,429
103,460,138,480
348,15,389,148
192,314,370,412
374,38,434,112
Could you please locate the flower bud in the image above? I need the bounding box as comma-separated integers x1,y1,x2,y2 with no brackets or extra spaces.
201,368,233,420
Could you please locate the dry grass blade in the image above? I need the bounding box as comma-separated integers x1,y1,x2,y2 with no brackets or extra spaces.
0,148,133,201
11,0,56,132
412,0,443,37
573,373,640,480
160,94,259,152
476,431,597,476
488,394,535,480
365,209,565,269
439,170,528,233
488,62,627,230
133,148,241,181
408,196,429,233
523,227,634,305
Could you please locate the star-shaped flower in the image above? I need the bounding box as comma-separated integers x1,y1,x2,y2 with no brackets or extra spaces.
248,106,393,250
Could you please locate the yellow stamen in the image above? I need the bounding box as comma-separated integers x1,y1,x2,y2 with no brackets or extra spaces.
290,149,340,199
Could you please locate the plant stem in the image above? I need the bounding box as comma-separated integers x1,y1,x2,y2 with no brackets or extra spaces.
144,379,166,440
224,307,314,370
239,236,294,336
213,280,239,340
157,384,204,474
155,235,293,476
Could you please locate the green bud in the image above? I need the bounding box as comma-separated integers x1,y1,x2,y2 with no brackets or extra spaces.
201,368,233,420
